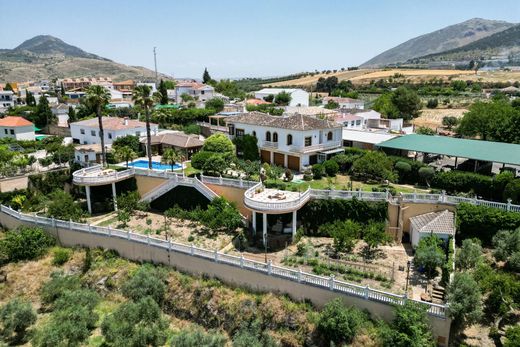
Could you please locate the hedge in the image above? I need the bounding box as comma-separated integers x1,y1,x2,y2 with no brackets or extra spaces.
456,203,520,245
299,198,387,235
431,171,494,199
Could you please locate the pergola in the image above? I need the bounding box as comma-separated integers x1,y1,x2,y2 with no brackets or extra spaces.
377,134,520,170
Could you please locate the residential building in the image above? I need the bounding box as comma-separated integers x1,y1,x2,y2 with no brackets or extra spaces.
0,91,15,111
65,91,86,100
70,116,158,145
342,129,400,150
322,96,364,109
59,77,113,91
409,210,455,248
52,104,71,127
284,106,337,118
254,88,309,107
0,116,35,141
170,81,215,105
143,131,204,158
113,80,135,91
136,82,157,93
226,112,342,171
74,144,112,166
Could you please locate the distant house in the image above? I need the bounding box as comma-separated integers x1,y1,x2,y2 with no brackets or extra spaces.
59,77,112,91
113,80,135,91
0,116,35,141
51,104,70,127
136,82,157,93
409,210,455,248
322,96,364,110
74,143,112,166
226,112,342,171
65,91,86,100
170,81,215,105
0,91,15,111
284,106,337,118
70,116,158,145
142,131,204,158
254,88,309,107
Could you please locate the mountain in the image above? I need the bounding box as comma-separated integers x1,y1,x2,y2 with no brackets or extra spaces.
0,35,169,82
410,24,520,65
361,18,515,68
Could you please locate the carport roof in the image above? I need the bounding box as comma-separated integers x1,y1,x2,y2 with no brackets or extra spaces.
377,134,520,166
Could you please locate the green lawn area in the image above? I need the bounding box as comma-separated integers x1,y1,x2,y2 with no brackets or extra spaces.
183,161,200,176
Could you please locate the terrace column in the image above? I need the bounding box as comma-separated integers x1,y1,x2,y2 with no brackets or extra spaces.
270,151,274,165
252,212,256,235
85,186,92,214
292,210,297,241
111,182,118,211
262,213,267,246
284,154,288,168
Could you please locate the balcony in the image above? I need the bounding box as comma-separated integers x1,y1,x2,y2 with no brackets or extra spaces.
289,140,342,154
244,182,311,213
262,141,279,148
72,165,135,186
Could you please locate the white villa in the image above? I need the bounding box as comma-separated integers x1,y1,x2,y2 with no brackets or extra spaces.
169,81,215,105
323,96,365,110
70,117,158,145
0,116,35,141
254,88,309,107
226,112,342,171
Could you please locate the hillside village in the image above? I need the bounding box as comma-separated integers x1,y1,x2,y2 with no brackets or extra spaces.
0,8,520,347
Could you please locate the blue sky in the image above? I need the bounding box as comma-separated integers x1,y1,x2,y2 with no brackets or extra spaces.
1,0,519,78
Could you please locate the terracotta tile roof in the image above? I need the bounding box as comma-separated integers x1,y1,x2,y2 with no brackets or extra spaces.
113,80,134,85
335,114,363,122
75,144,111,153
410,210,455,235
0,116,34,127
246,99,271,105
143,132,204,148
71,117,156,131
226,112,341,131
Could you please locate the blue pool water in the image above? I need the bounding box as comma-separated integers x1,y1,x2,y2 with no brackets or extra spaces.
128,160,182,171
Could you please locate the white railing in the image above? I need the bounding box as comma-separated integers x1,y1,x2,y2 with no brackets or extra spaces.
244,182,312,212
0,204,447,318
72,165,135,185
140,175,218,202
311,189,389,201
289,140,342,154
200,174,258,189
262,141,278,148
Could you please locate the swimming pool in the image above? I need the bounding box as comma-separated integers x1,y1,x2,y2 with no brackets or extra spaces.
127,160,182,171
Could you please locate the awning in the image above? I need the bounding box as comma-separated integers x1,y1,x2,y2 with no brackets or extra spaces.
319,148,345,155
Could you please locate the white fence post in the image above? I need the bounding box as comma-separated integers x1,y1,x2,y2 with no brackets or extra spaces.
147,234,150,245
239,177,243,188
52,217,56,228
127,230,130,240
441,190,446,203
88,224,92,233
267,260,272,275
69,219,72,230
507,198,512,211
214,249,219,262
190,243,194,255
219,175,223,185
329,275,335,291
364,285,369,299
413,190,417,202
240,254,244,268
297,268,302,283
168,239,171,251
108,226,112,236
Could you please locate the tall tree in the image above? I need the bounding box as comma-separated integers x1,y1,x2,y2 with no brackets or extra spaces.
4,83,13,91
457,100,516,141
158,79,168,105
161,148,181,172
85,85,111,167
202,68,212,84
391,86,422,120
67,106,77,122
25,91,36,106
114,146,137,167
35,95,53,128
132,85,154,169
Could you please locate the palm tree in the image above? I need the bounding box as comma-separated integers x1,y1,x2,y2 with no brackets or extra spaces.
132,85,154,169
114,146,137,167
161,148,180,172
86,85,111,167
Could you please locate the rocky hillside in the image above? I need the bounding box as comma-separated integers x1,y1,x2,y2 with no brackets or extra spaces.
410,24,520,65
0,35,169,82
361,18,515,68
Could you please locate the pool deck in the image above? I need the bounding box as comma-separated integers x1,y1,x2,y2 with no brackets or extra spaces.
119,156,184,171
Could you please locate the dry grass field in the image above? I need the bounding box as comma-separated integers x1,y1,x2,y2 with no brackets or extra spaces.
269,68,520,87
413,108,467,129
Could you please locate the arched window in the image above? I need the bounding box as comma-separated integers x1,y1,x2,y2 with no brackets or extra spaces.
327,131,333,141
273,132,278,142
287,134,293,145
252,131,257,138
266,131,271,141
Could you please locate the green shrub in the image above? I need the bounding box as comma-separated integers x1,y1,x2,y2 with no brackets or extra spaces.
122,264,167,304
418,166,435,186
312,163,324,179
504,325,520,347
40,272,81,306
191,151,215,170
317,299,368,345
414,235,445,280
323,160,339,177
426,98,438,108
52,247,72,266
431,171,493,199
0,226,54,263
0,298,36,343
170,328,228,347
350,151,396,182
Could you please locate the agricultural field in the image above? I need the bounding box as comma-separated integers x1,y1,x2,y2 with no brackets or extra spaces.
413,108,468,129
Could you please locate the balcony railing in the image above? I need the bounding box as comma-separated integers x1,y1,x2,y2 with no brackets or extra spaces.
244,182,312,212
289,140,342,153
262,141,279,148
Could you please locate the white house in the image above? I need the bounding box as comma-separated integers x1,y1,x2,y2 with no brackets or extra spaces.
136,82,157,93
254,88,309,107
74,143,112,166
322,96,364,110
0,91,15,112
0,116,35,141
409,210,455,248
226,112,342,171
70,116,158,145
170,81,215,105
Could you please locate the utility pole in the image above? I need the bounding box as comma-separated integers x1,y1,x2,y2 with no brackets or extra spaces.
153,47,158,86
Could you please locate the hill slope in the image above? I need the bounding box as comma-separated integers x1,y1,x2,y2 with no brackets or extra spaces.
411,24,520,65
361,18,515,68
0,35,168,82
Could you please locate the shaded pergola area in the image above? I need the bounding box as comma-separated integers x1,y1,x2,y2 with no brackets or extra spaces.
208,115,228,127
251,212,296,250
378,134,520,173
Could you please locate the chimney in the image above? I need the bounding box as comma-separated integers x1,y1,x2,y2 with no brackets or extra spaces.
123,117,129,126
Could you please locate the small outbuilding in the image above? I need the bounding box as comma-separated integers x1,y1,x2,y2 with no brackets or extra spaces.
409,210,455,247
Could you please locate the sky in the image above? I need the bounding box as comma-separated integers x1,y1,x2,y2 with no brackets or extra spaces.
1,0,519,79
